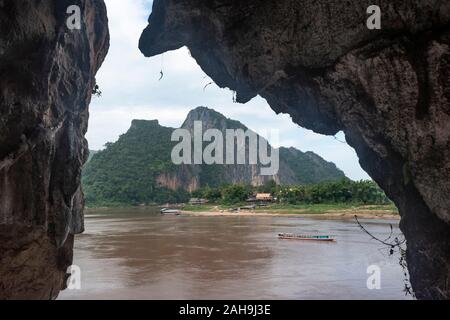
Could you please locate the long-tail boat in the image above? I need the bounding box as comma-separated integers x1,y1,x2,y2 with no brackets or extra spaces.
278,233,336,242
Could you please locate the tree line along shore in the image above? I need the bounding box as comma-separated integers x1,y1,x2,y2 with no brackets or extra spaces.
86,179,399,218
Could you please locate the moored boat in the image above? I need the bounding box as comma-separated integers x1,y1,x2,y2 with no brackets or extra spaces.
278,233,336,242
160,208,181,215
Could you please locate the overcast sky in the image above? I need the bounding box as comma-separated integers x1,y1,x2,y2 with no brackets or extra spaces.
86,0,370,180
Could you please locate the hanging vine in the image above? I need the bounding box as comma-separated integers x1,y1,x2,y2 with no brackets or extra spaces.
354,215,414,297
158,53,164,81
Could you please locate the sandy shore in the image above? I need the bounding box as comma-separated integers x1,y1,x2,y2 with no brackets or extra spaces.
179,209,400,220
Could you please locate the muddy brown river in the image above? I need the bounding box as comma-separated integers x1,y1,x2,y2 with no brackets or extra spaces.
59,208,412,300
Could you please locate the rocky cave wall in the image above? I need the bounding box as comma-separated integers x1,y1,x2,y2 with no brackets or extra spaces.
0,0,109,299
139,0,450,299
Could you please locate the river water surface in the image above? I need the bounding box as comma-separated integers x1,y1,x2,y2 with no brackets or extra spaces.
59,208,411,300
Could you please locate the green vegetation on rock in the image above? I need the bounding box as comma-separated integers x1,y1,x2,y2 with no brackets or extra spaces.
279,147,345,184
83,107,353,207
83,120,190,206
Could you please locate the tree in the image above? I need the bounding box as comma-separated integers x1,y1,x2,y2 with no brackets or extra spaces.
258,179,278,194
222,184,251,204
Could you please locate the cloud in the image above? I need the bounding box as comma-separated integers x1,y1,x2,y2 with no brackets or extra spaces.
87,0,371,181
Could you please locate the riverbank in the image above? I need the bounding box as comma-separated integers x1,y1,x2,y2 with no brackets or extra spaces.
85,203,400,220
179,204,400,220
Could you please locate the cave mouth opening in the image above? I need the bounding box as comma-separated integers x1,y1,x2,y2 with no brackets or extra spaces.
87,1,370,182
70,0,413,301
83,0,450,300
4,0,449,301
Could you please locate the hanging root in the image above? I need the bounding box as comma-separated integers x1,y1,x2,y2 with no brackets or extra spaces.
354,215,414,297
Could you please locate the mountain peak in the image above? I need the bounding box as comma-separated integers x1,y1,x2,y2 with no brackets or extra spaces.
130,119,160,129
183,106,226,124
187,106,221,117
182,106,246,131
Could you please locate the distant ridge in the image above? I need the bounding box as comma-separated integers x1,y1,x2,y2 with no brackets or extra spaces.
83,107,346,205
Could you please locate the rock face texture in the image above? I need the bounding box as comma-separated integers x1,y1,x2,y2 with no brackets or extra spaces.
139,0,450,299
0,0,109,299
180,107,345,187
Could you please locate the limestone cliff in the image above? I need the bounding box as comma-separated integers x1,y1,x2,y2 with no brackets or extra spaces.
180,107,345,187
82,107,345,206
139,0,450,299
0,0,109,299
